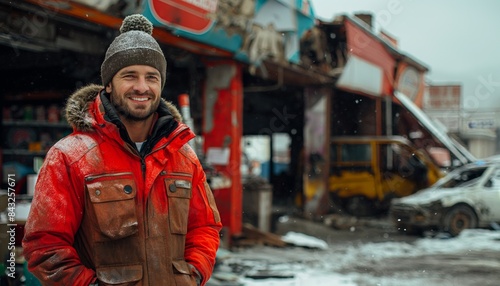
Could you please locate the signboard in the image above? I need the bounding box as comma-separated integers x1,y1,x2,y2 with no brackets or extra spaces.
397,66,420,101
467,119,495,129
148,0,218,34
143,0,316,65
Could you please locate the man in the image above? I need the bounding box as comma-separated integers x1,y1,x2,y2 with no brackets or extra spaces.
22,14,222,286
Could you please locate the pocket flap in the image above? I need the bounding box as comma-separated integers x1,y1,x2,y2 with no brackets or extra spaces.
165,179,192,199
172,260,191,275
97,264,143,284
87,178,136,203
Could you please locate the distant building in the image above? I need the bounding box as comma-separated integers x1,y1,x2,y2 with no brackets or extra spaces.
424,83,498,158
424,84,461,133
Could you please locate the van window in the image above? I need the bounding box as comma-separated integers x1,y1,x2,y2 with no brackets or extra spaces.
341,144,370,162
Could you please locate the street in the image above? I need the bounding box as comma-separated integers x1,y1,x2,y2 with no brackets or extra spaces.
209,215,500,286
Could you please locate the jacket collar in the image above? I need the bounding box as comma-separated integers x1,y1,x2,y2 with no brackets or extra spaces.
65,84,191,154
65,84,184,131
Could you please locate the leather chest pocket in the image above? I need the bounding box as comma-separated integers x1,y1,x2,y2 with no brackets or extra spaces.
86,174,138,240
165,177,192,235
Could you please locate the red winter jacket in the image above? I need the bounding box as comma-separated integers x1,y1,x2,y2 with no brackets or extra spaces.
22,84,222,286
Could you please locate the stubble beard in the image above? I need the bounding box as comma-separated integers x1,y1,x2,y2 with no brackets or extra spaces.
110,90,159,122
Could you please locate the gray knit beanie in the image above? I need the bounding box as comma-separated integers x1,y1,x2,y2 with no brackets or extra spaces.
101,14,167,88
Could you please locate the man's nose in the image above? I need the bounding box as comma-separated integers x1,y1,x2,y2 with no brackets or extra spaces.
134,76,149,93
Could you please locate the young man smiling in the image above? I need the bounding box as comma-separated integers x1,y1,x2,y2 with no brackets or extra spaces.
23,14,222,286
108,66,163,142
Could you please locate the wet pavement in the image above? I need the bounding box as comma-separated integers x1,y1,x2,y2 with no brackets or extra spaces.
208,215,500,286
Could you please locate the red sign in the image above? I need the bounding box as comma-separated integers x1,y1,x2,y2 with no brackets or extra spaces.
150,0,218,34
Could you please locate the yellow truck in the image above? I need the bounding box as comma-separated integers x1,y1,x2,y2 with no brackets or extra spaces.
327,136,444,216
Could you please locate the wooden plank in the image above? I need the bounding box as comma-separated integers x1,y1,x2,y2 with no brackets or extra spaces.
235,223,287,247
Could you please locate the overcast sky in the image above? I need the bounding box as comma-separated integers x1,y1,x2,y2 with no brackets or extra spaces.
309,0,500,111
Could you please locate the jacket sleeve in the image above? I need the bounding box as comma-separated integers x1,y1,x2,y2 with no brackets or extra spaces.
22,147,96,286
184,161,222,286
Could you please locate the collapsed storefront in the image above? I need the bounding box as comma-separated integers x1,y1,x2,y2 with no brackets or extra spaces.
0,0,335,242
301,15,476,217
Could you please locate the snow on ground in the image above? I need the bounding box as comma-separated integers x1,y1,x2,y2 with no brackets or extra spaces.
338,229,500,264
210,229,500,286
281,231,329,250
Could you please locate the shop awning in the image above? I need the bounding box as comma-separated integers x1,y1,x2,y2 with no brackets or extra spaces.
394,91,476,165
336,54,383,96
23,0,233,58
252,59,336,87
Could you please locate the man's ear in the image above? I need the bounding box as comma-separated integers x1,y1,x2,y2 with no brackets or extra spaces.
105,83,112,93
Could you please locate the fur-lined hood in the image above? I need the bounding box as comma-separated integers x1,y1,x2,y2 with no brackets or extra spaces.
65,84,183,131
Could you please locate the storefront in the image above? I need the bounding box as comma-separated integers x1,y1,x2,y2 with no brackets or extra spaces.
0,0,337,242
1,1,475,240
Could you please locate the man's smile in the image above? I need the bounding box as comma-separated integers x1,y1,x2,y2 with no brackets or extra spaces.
130,96,150,102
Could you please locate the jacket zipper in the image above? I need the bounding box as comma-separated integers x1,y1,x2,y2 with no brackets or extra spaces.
148,125,190,155
141,157,146,180
143,126,190,240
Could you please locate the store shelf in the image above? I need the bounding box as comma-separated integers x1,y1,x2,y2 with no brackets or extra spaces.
2,150,47,156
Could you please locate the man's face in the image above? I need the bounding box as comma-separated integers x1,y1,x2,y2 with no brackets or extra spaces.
106,65,162,122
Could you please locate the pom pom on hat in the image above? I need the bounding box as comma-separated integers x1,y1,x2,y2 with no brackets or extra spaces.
101,14,167,88
120,14,153,35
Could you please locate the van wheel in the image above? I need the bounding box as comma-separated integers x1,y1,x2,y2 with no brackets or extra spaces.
442,205,478,237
